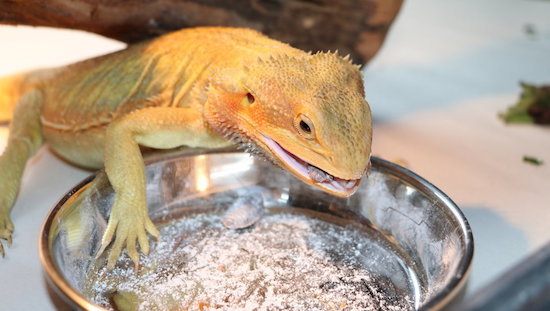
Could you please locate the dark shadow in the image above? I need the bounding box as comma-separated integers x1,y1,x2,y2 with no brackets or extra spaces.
460,206,530,295
44,278,75,311
460,241,550,311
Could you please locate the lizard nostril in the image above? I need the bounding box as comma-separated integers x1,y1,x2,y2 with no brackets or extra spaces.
295,114,315,140
246,93,255,104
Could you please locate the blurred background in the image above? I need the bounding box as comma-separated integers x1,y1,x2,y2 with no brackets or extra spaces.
0,0,549,309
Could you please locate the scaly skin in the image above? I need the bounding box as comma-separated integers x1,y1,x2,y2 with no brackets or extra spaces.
0,27,372,267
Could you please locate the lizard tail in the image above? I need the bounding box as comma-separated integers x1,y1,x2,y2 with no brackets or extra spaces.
0,73,29,123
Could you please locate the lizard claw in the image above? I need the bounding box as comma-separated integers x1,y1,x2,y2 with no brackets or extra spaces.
97,204,159,269
0,210,14,258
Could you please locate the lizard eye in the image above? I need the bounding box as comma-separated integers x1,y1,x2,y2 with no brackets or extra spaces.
300,120,311,133
295,114,315,139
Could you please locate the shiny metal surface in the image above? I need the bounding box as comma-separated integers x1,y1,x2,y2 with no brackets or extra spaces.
39,150,473,310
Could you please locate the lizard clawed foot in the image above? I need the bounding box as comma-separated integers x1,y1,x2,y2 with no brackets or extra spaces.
97,204,159,269
0,210,14,258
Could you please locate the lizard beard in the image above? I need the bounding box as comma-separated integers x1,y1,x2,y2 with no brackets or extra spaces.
213,119,277,166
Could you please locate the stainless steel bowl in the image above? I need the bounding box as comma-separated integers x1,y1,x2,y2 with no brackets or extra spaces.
39,150,473,310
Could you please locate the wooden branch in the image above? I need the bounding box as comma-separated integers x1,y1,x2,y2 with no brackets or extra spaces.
0,0,402,64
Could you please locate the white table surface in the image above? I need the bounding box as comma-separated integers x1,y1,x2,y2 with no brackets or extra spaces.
1,0,549,309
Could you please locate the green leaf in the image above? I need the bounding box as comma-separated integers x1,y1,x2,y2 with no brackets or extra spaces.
523,156,544,166
500,82,550,125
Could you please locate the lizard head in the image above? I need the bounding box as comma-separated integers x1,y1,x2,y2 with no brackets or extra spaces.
205,51,372,198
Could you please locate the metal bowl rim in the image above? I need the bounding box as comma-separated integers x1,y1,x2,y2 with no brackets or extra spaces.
38,152,474,311
372,157,474,310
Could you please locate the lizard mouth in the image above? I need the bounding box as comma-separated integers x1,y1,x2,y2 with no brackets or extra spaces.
260,135,361,197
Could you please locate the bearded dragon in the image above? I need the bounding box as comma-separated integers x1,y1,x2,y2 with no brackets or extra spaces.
0,27,372,268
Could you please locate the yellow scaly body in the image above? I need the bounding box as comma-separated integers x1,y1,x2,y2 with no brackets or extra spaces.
0,27,372,267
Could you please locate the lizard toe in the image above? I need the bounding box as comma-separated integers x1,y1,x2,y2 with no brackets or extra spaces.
107,226,127,269
144,218,159,240
137,227,149,255
103,212,158,269
97,218,118,259
0,229,12,247
0,212,14,252
126,232,139,270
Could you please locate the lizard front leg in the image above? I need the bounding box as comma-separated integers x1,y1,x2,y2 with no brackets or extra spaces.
97,106,225,268
0,90,43,257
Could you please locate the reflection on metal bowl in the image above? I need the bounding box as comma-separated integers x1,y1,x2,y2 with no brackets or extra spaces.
39,150,473,310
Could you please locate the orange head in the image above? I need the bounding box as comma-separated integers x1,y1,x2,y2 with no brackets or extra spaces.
204,51,372,197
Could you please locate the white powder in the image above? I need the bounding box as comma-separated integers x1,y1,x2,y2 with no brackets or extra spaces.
85,212,413,311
